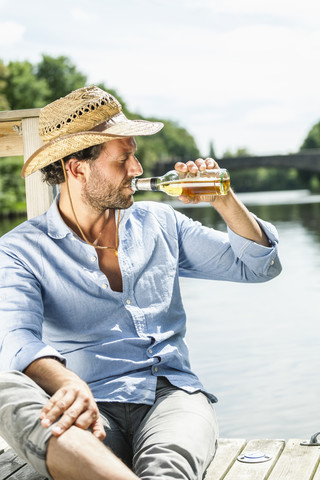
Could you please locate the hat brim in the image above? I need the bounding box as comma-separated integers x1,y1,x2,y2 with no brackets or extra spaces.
21,118,163,178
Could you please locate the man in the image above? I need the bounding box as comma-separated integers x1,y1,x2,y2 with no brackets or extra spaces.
0,86,281,480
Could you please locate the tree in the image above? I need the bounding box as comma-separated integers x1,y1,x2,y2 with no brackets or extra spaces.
3,61,49,109
36,55,87,103
299,121,320,189
136,119,200,175
0,60,9,110
0,157,26,214
208,141,216,159
300,121,320,150
222,147,251,158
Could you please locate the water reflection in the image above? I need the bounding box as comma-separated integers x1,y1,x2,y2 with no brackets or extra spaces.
175,200,320,243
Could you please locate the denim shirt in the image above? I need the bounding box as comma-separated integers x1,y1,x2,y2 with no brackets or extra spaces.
0,198,281,404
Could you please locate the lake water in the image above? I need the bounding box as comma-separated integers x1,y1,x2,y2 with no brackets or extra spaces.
1,190,320,441
175,190,320,442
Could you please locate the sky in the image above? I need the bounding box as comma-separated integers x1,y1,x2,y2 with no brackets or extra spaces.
1,0,320,158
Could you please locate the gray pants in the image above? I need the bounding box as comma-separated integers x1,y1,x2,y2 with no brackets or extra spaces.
0,371,218,479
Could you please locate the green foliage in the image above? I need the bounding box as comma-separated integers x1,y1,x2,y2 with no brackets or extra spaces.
208,141,216,159
159,120,200,160
223,147,252,157
299,124,320,189
136,119,200,176
36,55,87,103
309,174,320,192
300,122,320,150
4,61,50,109
300,124,320,189
0,157,26,215
1,55,87,110
0,60,9,110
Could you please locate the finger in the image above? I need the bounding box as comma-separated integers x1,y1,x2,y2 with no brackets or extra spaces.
204,157,219,169
91,418,106,441
51,397,90,436
73,404,99,431
194,158,207,171
174,161,188,173
179,195,193,204
40,386,73,414
185,161,199,173
40,397,71,426
40,389,76,427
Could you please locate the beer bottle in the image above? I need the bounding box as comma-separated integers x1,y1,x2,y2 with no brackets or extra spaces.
131,168,230,198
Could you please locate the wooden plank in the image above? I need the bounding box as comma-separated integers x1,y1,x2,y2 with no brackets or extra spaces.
0,449,25,478
0,121,22,136
0,110,38,158
267,439,320,480
0,109,41,122
5,462,47,479
0,448,46,480
205,439,247,480
0,135,23,157
22,117,54,219
222,439,285,480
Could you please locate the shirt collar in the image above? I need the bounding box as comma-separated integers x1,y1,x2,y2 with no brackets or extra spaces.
47,195,76,240
46,194,135,240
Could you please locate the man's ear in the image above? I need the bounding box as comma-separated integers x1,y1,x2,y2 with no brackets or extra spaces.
66,159,89,184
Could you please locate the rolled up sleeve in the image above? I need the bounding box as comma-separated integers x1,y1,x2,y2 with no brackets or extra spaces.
227,215,281,280
1,330,65,371
176,209,281,282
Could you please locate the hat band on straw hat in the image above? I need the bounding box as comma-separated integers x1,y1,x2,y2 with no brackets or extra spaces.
90,112,129,132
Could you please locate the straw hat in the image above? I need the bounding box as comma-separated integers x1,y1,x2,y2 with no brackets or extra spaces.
21,85,164,177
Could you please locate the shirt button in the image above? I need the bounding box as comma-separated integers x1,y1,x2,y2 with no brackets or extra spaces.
154,366,158,373
90,256,96,262
148,349,153,354
270,260,274,266
126,299,131,305
102,283,108,289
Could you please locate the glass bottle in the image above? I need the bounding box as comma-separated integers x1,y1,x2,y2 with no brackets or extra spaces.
131,168,230,198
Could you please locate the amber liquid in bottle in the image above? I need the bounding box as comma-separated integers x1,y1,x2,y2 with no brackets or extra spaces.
160,177,231,197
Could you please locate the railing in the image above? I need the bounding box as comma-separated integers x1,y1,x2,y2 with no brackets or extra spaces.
0,109,54,219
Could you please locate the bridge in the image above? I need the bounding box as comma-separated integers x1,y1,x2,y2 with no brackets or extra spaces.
152,150,320,175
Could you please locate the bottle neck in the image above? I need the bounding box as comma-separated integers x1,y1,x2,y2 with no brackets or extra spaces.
132,177,159,192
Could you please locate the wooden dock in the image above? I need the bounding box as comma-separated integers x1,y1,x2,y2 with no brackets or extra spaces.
1,436,320,479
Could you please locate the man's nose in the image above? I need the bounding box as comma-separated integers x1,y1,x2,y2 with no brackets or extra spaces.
129,156,143,177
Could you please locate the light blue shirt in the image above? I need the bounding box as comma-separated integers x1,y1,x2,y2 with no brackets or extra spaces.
0,198,281,404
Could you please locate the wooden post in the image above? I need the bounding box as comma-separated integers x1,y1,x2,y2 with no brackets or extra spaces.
22,116,54,219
